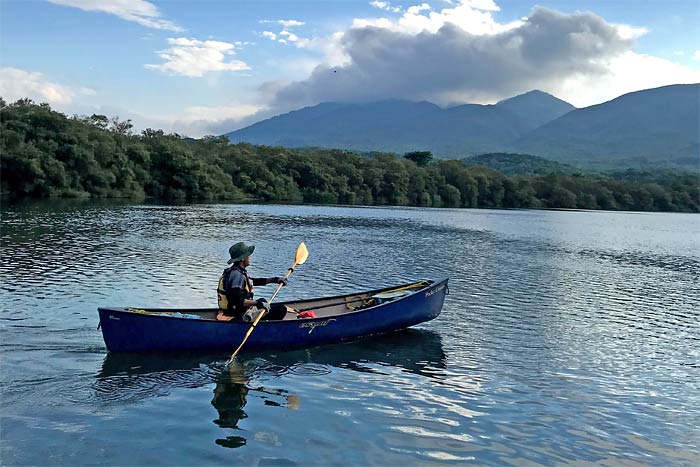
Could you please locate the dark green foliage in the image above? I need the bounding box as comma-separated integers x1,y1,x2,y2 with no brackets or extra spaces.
404,151,433,167
463,153,578,176
1,99,698,213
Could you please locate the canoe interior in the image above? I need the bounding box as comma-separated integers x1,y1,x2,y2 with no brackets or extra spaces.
115,280,434,321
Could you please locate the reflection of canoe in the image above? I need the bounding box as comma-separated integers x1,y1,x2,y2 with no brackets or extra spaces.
93,329,446,408
98,279,448,353
97,329,446,380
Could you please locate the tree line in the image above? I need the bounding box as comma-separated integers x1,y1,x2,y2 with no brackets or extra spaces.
1,98,698,212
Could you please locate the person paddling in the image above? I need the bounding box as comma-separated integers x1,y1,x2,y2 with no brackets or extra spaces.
217,242,288,321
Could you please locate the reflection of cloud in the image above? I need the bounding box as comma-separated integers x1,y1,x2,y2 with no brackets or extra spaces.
145,38,250,77
48,0,183,31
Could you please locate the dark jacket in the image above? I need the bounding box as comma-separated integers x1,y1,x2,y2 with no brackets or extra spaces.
217,265,268,318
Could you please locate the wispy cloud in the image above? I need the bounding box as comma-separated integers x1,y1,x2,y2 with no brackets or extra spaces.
145,38,251,77
353,0,521,35
259,18,308,46
48,0,183,31
0,67,89,105
369,1,402,13
171,104,263,136
693,50,700,61
260,19,306,27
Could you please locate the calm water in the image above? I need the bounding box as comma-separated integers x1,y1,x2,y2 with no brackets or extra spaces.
1,201,699,466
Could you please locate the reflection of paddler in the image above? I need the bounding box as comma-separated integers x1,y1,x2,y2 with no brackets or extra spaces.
211,364,301,449
211,365,249,448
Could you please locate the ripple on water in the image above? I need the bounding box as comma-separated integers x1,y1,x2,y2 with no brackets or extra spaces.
1,202,699,466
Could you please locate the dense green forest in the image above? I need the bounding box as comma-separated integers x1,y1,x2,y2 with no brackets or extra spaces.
1,99,698,212
462,153,579,176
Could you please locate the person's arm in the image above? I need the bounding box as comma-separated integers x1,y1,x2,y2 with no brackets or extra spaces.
252,277,288,286
226,288,268,310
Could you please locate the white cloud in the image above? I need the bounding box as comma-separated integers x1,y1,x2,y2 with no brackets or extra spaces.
406,3,431,15
0,67,80,105
557,52,700,107
673,50,685,56
259,18,309,47
260,19,305,28
47,0,183,32
693,50,700,61
145,38,251,77
279,30,300,42
168,104,263,136
278,19,305,28
370,1,402,13
462,0,499,11
56,101,264,137
613,23,648,40
353,0,522,35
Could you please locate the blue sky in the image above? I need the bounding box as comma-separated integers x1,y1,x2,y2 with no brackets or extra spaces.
1,0,698,136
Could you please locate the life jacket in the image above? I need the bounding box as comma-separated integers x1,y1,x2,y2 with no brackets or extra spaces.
217,265,254,311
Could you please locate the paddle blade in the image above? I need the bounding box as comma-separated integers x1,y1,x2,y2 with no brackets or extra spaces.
295,242,309,265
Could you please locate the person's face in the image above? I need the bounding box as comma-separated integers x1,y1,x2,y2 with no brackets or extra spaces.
243,256,251,267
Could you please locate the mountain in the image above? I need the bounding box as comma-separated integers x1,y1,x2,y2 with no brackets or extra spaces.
224,91,575,157
495,90,575,132
511,84,700,165
224,84,700,169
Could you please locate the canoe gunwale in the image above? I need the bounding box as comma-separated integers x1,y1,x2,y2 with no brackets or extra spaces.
98,278,445,324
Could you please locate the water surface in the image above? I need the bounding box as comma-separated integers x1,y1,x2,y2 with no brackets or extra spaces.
1,201,699,466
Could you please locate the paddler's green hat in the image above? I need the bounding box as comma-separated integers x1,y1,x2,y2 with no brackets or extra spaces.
228,242,255,264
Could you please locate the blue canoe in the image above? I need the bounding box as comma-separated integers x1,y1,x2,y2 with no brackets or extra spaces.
98,278,448,353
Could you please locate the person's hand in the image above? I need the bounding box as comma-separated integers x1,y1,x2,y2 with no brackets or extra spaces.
271,277,288,286
256,298,271,312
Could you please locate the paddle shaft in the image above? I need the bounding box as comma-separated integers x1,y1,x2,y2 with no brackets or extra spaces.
226,265,295,365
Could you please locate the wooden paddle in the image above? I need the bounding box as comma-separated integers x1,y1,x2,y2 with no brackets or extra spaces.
226,242,309,365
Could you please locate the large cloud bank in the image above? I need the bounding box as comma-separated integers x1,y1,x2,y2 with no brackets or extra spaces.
262,4,698,115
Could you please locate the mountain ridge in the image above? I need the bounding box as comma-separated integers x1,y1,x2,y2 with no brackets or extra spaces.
224,84,700,168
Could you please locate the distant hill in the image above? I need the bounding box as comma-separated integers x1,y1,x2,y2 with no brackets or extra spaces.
512,84,700,166
224,91,574,157
463,153,579,176
495,90,575,132
224,84,700,169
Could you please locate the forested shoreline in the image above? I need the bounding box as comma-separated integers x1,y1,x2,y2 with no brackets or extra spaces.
1,99,698,212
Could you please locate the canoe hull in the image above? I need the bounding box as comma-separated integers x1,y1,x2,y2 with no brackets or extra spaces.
98,279,448,353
